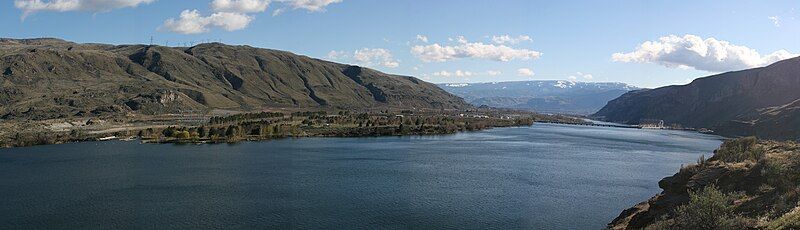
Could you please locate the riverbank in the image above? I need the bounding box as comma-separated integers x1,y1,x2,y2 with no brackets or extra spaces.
608,137,800,229
0,108,585,148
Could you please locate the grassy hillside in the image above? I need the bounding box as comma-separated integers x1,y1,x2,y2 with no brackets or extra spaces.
609,137,800,229
0,38,469,120
594,57,800,140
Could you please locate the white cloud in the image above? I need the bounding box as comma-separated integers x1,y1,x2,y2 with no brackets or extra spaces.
353,48,399,68
327,50,348,60
282,0,341,11
211,0,269,13
161,10,253,34
768,16,781,27
272,0,341,15
164,0,341,33
612,34,798,72
411,36,542,62
486,70,502,76
431,70,502,77
517,68,534,76
432,70,473,77
14,0,154,18
568,72,593,80
491,35,532,44
416,35,428,43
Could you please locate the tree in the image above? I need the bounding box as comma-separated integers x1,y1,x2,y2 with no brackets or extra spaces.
226,125,238,137
174,131,191,139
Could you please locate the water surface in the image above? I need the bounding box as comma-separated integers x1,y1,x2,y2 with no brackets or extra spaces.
0,124,722,229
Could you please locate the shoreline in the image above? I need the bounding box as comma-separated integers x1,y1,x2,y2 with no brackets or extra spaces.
0,109,585,149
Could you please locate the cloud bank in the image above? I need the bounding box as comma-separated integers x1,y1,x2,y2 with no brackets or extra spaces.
613,34,797,72
353,48,400,68
411,36,542,62
329,48,399,68
162,0,342,34
161,10,252,34
14,0,154,18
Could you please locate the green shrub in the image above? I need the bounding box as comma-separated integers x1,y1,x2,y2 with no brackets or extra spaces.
767,207,800,230
713,137,765,163
173,131,191,139
648,185,753,230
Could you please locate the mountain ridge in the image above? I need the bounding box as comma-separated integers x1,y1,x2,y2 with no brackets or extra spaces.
594,56,800,140
0,38,470,120
439,80,638,115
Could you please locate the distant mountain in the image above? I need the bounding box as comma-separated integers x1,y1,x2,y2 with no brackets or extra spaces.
594,56,800,140
439,81,638,115
0,38,469,120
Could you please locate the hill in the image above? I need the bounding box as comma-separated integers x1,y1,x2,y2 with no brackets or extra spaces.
609,138,800,229
439,81,637,115
0,38,469,120
593,57,800,140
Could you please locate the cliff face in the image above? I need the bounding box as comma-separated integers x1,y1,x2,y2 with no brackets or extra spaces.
608,138,800,229
593,57,800,140
0,38,469,120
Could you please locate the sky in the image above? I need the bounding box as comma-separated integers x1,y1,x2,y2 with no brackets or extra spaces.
2,0,799,88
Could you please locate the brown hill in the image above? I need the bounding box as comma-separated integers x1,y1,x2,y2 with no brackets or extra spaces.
0,38,469,120
593,57,800,140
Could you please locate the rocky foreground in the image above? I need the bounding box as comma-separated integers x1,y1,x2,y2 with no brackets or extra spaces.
608,137,800,229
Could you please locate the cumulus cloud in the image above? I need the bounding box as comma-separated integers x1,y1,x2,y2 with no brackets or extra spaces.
14,0,154,18
164,0,342,33
491,35,532,44
211,0,269,13
411,36,542,62
768,16,781,27
612,34,798,72
353,48,399,68
161,10,252,34
416,35,428,43
517,68,534,76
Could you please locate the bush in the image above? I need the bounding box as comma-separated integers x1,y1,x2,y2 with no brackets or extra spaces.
173,131,191,139
713,137,765,163
648,185,753,230
767,207,800,230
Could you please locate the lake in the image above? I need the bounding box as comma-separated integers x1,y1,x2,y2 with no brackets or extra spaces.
0,123,722,229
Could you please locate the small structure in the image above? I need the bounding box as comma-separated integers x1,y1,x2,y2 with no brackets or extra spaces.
98,136,118,141
640,120,666,129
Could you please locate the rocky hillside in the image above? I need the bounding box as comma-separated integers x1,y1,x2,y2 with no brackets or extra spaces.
0,38,469,120
593,57,800,140
439,81,637,115
608,137,800,229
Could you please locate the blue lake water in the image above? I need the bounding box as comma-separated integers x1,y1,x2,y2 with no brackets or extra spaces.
0,123,722,229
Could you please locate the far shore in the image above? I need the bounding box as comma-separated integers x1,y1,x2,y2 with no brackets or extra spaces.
0,108,586,148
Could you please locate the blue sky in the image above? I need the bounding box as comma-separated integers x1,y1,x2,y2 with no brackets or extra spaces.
3,0,799,88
